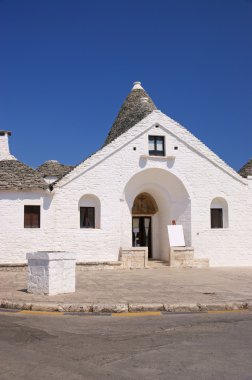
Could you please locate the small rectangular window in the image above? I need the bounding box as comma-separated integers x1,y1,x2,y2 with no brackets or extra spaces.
148,136,165,156
80,207,95,228
24,206,40,228
211,208,223,229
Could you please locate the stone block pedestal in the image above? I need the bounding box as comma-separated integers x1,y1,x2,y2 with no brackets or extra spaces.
119,247,148,269
26,251,76,295
169,247,209,268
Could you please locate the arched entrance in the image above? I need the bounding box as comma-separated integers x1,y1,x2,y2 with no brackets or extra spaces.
122,168,191,261
132,193,158,258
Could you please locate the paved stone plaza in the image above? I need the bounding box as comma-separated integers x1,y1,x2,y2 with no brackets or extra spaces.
1,267,252,312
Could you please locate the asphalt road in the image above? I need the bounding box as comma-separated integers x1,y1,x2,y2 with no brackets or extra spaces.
0,311,252,380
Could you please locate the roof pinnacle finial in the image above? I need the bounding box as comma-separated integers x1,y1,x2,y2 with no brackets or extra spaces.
103,81,157,146
132,81,143,90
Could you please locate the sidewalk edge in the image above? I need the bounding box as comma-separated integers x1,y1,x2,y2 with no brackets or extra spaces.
1,299,251,314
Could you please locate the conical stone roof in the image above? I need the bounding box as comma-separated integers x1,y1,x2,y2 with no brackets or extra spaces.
0,160,48,190
36,160,74,179
238,158,252,178
104,82,157,146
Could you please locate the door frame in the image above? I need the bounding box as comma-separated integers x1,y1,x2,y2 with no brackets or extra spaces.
132,216,152,259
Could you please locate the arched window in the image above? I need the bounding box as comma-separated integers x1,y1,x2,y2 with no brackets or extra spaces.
210,197,228,229
79,194,101,229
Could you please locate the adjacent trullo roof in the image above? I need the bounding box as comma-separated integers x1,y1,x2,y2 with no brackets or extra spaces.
103,81,157,146
0,160,48,190
239,158,252,178
36,160,75,179
0,130,48,191
0,130,76,190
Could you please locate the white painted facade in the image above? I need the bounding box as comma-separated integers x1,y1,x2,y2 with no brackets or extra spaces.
1,95,252,267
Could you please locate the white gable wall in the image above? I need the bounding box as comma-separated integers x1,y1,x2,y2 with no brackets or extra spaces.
1,111,251,266
51,111,251,266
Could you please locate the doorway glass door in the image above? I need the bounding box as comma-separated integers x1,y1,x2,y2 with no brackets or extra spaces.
132,217,152,258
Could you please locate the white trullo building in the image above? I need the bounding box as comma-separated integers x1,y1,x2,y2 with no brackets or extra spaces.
0,82,252,267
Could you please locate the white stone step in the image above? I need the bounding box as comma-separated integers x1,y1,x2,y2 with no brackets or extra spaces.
76,261,123,271
186,258,209,268
148,260,170,269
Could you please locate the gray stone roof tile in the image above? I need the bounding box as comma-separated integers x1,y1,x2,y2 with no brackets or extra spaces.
103,82,157,146
0,160,48,191
238,158,252,178
36,160,75,179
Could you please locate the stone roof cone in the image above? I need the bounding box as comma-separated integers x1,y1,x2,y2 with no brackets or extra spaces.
0,160,48,191
239,158,252,178
104,82,157,146
36,160,74,178
0,130,48,191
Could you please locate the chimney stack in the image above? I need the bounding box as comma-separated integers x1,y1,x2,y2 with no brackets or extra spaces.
0,131,16,161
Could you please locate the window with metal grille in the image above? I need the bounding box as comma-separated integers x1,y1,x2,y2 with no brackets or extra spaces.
24,206,40,228
148,136,165,156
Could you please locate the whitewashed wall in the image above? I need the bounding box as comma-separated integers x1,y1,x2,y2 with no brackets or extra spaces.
0,191,55,263
0,110,252,266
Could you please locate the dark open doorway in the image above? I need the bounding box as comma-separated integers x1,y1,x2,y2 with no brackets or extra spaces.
132,216,152,258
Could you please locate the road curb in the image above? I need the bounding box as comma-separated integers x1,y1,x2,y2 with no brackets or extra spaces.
1,299,252,314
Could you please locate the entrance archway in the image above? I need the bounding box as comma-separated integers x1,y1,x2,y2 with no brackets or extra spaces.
132,193,158,258
122,168,191,261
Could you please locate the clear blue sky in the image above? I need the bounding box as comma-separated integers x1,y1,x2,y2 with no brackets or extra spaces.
1,0,252,170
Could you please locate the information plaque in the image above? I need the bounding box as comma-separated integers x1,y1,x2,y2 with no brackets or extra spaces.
167,225,185,247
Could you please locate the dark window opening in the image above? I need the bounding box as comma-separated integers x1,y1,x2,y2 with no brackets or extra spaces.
211,208,223,229
80,207,95,228
24,206,40,228
148,136,165,156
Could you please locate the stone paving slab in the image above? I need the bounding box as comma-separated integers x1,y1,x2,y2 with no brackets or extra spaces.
0,267,252,312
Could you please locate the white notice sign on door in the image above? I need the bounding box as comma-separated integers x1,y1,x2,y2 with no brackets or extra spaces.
167,225,185,247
